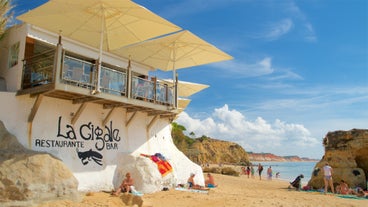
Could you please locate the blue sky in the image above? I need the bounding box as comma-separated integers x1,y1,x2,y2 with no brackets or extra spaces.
12,0,368,159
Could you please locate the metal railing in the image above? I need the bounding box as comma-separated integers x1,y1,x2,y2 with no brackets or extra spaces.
62,56,95,89
100,66,126,96
22,49,174,107
60,54,174,106
22,49,55,89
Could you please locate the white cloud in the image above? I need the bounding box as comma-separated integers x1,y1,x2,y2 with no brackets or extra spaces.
259,19,294,41
214,57,274,77
284,0,317,42
176,105,320,157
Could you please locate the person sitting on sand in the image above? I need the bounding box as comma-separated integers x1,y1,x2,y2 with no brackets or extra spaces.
205,173,217,188
187,173,208,190
353,187,367,198
288,174,304,190
336,180,353,195
113,172,134,195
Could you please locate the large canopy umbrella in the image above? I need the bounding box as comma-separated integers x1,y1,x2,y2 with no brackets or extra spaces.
113,30,232,106
178,98,191,109
17,0,181,91
160,79,209,97
113,30,232,71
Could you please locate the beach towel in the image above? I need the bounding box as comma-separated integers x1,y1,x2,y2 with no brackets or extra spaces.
175,187,209,194
336,195,368,200
141,153,173,177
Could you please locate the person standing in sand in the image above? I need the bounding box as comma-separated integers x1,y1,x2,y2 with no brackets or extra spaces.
267,166,272,180
251,165,255,178
257,163,264,180
322,162,335,194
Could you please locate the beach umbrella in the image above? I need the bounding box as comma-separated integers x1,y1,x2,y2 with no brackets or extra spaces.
178,98,191,109
17,0,181,91
113,30,232,71
160,79,209,97
17,0,181,51
113,30,232,106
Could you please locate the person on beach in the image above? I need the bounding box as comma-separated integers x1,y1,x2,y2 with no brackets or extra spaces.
276,172,280,178
322,162,335,194
187,173,208,190
113,172,134,195
251,166,255,178
335,180,353,195
257,163,264,180
288,174,304,190
241,166,246,175
205,173,217,188
246,166,251,178
267,166,272,180
354,187,367,197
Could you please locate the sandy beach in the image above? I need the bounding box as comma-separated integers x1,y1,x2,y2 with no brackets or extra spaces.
35,173,367,207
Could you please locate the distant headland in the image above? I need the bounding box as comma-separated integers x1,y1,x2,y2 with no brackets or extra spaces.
247,152,318,162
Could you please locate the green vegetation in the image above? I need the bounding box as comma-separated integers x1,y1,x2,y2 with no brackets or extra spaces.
171,122,196,152
0,0,13,40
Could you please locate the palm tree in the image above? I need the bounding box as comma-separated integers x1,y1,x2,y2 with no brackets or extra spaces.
0,0,13,40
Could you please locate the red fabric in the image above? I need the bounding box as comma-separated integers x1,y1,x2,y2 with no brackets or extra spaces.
141,154,173,177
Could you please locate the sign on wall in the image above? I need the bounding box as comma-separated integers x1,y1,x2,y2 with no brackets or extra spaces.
34,116,122,166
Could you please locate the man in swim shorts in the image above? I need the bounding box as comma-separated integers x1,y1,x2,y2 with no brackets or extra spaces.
323,162,335,194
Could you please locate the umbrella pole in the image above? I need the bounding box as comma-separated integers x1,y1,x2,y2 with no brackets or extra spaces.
95,11,105,94
127,56,132,99
172,42,178,109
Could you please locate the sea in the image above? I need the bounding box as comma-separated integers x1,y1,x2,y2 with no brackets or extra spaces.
255,161,318,185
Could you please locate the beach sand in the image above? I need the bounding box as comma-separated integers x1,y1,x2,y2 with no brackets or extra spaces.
36,173,366,207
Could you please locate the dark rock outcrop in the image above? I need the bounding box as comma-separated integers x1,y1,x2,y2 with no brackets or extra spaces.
308,129,368,190
0,121,79,205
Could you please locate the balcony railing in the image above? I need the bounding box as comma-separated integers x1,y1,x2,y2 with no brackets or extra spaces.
21,48,174,107
22,49,55,88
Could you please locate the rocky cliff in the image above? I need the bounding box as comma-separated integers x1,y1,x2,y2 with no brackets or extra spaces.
175,137,250,165
0,121,79,205
308,129,368,190
248,152,318,162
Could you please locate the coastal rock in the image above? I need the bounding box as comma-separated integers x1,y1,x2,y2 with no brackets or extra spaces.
189,138,250,165
0,121,79,204
308,129,368,190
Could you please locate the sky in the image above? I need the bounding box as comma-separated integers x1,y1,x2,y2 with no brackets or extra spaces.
11,0,368,159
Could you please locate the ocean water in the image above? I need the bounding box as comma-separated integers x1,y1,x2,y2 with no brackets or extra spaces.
255,161,318,184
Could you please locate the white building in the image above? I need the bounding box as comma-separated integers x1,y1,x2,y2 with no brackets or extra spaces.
0,1,231,193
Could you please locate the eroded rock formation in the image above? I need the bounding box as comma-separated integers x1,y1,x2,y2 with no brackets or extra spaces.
186,138,250,165
308,129,368,190
0,121,79,205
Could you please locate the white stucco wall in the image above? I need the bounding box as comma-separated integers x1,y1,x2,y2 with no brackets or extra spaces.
0,24,27,92
0,92,203,192
0,24,203,193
